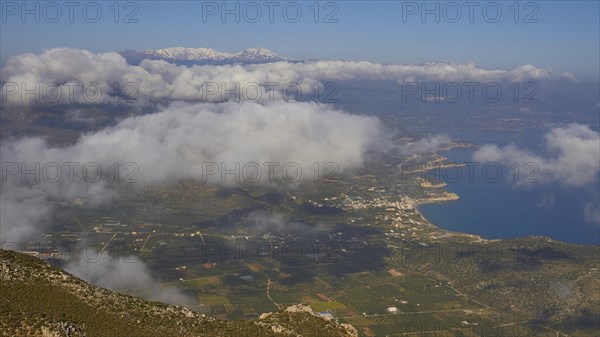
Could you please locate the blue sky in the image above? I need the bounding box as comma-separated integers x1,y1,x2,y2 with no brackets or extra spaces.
1,1,599,79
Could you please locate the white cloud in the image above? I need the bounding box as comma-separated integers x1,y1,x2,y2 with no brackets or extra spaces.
0,101,385,242
245,212,325,233
0,48,576,106
536,194,556,207
473,124,600,187
0,187,54,244
1,101,383,183
65,253,192,305
398,134,451,156
584,201,600,226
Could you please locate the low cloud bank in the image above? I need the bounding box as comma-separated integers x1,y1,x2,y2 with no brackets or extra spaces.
0,101,385,242
473,124,600,227
0,48,576,105
65,254,193,305
473,124,600,188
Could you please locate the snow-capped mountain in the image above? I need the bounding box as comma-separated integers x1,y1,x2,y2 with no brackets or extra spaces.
229,48,282,63
120,47,288,65
145,47,231,61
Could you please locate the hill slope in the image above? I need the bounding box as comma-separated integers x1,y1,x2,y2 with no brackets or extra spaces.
0,249,356,337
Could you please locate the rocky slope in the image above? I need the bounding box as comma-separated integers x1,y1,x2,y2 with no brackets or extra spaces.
0,249,355,337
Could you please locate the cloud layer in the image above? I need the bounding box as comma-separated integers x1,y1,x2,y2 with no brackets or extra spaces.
65,253,192,305
473,124,600,187
0,48,576,105
1,48,593,307
0,101,384,242
1,101,382,183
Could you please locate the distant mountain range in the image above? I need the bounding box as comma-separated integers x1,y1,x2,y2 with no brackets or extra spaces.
120,47,290,66
119,48,479,69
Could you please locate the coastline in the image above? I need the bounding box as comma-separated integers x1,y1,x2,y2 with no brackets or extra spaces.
413,203,437,228
413,191,491,242
414,192,598,246
409,150,490,243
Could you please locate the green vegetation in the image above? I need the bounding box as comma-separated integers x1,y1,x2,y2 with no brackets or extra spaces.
0,249,356,337
10,152,600,336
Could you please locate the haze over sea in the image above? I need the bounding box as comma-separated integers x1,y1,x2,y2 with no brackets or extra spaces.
416,128,600,246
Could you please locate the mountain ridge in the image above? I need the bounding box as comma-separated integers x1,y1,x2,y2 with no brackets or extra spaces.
120,47,288,66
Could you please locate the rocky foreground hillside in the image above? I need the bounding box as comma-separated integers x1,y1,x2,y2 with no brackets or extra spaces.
0,249,356,337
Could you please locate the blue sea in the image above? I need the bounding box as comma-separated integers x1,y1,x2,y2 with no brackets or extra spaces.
416,128,600,246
